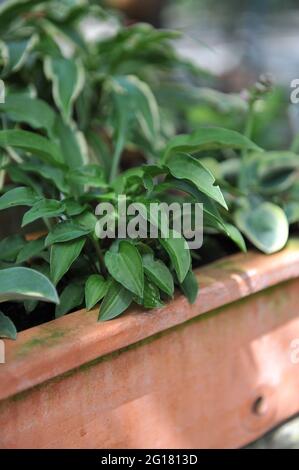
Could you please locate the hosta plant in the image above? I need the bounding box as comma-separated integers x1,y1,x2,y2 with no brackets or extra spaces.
1,0,289,340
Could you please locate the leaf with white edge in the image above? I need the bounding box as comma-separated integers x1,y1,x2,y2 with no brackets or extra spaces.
159,230,191,283
111,75,160,141
0,311,17,339
50,238,86,285
55,282,84,318
45,222,90,246
166,153,227,209
105,241,144,297
0,0,41,34
143,279,164,309
22,199,65,227
0,187,40,211
164,127,260,159
53,117,88,168
0,130,63,165
16,237,46,263
235,202,289,254
44,56,85,123
4,35,38,73
85,274,108,310
0,94,56,138
0,267,59,303
0,234,25,262
180,270,199,304
99,279,133,321
142,254,174,297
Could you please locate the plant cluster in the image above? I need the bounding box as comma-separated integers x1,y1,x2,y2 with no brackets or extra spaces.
0,0,298,339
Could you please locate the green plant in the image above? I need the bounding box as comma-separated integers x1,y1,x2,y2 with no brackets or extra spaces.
0,0,267,336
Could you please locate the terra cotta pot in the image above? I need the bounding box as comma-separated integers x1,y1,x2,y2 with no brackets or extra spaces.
1,240,299,448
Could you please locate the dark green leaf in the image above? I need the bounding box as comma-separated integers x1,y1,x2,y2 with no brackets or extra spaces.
99,279,133,321
0,187,39,211
105,241,144,297
0,130,63,165
142,254,174,297
164,127,260,158
166,153,227,209
55,282,84,318
50,238,86,285
85,274,108,310
180,270,199,304
45,222,90,246
16,237,46,263
159,230,191,283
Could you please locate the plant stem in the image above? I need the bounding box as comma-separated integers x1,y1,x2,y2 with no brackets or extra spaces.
239,101,255,191
91,238,107,278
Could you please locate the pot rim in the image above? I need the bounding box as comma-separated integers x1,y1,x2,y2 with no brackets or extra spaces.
1,239,299,402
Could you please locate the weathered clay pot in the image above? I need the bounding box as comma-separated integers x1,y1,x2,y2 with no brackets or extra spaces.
1,240,299,449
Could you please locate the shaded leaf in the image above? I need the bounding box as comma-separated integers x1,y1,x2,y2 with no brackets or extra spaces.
142,253,174,297
105,241,144,297
159,230,191,283
99,279,133,321
50,238,86,285
85,274,108,310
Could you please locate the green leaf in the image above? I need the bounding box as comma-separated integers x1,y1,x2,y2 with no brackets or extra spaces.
64,199,87,217
180,270,199,304
55,282,84,318
67,165,106,188
0,94,56,138
142,254,174,297
0,234,25,262
53,117,88,168
111,75,160,141
44,56,85,123
16,237,46,264
4,35,38,73
0,130,63,165
0,311,17,340
166,153,227,209
0,187,39,211
45,222,90,246
164,127,260,159
85,274,108,310
22,199,65,227
0,0,41,34
105,241,144,297
235,202,289,254
143,279,164,309
0,267,59,303
222,223,247,252
159,230,191,283
99,279,133,321
21,161,68,193
50,238,86,285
